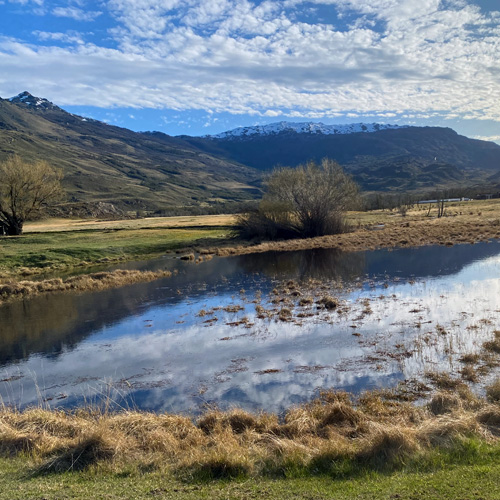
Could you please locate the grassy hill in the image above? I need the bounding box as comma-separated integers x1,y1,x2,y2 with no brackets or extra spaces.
0,93,261,213
2,92,500,207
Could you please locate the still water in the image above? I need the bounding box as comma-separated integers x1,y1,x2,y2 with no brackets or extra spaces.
1,242,500,414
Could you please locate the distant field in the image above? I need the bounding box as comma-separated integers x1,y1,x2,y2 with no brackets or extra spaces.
25,199,500,234
24,214,237,233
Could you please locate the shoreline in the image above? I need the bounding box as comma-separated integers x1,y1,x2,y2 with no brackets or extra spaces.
0,269,172,305
1,214,499,302
210,216,500,257
0,382,499,479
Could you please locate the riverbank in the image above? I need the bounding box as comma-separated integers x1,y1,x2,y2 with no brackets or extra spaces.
213,210,500,256
0,218,232,280
1,199,499,284
0,269,173,304
0,383,499,499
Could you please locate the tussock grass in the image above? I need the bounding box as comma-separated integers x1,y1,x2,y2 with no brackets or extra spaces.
0,269,172,303
212,209,500,257
486,378,500,402
1,388,498,480
316,296,339,310
428,392,463,415
483,331,500,354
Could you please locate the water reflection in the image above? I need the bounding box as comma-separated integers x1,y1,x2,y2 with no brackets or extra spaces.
236,248,365,281
1,241,500,413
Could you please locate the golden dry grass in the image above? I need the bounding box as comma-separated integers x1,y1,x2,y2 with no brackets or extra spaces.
1,385,498,478
211,199,500,256
0,269,172,304
24,215,237,233
486,378,500,403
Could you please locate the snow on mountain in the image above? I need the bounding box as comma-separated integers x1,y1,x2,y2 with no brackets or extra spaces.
207,121,408,140
8,91,59,110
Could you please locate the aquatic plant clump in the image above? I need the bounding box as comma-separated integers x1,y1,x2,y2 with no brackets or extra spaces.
0,269,172,304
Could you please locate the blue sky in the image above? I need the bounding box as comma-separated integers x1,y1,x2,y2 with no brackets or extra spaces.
1,0,500,141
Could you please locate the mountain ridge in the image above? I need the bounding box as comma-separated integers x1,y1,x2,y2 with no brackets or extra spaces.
0,92,260,212
205,121,409,139
1,91,500,205
181,124,500,192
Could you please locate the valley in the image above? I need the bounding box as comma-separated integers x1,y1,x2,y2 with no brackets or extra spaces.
1,94,500,499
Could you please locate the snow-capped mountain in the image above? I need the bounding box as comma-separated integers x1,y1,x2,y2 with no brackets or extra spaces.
8,91,60,111
207,121,408,140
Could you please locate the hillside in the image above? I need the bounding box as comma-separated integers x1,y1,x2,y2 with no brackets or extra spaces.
2,93,500,206
180,123,500,191
0,92,260,212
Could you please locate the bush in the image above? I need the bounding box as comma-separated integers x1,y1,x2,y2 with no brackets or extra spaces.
237,159,359,240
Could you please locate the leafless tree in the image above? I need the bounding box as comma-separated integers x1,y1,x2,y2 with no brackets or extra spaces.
0,156,63,235
238,159,359,239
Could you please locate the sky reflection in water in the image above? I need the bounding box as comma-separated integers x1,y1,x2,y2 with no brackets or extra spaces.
1,242,500,414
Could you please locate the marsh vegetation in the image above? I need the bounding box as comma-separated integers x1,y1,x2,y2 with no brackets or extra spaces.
1,201,500,498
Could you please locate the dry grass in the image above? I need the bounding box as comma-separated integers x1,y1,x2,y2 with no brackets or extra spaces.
483,331,500,354
24,215,237,234
0,269,172,304
1,388,498,479
486,378,500,403
211,201,500,257
317,296,339,310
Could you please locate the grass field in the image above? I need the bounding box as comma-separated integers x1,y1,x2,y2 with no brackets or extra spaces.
2,199,500,279
24,214,237,233
1,444,500,500
0,218,233,278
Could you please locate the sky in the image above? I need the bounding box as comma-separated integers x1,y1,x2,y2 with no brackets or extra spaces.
1,0,500,140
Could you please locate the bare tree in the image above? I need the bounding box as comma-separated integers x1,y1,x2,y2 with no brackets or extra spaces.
238,159,359,239
0,156,63,235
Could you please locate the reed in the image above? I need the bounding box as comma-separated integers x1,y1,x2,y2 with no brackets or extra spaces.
0,269,172,304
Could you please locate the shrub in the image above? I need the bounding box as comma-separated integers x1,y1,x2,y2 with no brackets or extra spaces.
237,159,359,240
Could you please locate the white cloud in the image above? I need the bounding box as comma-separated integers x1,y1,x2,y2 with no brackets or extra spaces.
1,0,500,124
474,134,500,143
33,31,84,44
7,0,44,4
52,7,102,21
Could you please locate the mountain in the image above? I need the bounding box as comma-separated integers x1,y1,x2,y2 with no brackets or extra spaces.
2,92,500,208
0,92,260,212
208,121,407,139
181,122,500,191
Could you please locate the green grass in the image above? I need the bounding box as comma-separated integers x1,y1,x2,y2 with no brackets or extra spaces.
0,226,232,275
1,439,499,499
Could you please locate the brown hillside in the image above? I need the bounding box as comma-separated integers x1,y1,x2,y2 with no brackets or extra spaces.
0,93,260,212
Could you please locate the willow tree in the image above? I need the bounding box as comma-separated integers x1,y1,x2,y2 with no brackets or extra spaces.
0,156,63,235
238,159,359,239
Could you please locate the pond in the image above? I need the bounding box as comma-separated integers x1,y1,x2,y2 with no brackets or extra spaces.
1,241,500,414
